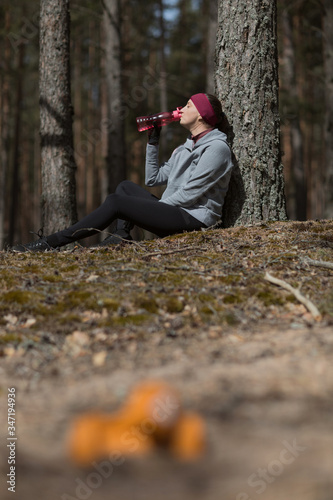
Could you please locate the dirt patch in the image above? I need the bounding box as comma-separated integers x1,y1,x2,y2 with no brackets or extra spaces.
0,220,332,500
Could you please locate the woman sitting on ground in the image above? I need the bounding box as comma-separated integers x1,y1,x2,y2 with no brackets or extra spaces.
12,93,233,253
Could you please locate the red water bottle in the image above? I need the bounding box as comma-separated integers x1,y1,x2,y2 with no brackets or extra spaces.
136,107,182,132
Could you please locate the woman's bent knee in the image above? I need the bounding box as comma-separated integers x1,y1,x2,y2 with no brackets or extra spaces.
103,192,118,207
115,180,135,194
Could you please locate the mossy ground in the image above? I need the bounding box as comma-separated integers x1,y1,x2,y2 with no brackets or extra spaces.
0,220,332,500
1,220,331,339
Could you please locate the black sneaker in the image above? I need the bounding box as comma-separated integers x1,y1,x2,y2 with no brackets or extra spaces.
11,237,56,253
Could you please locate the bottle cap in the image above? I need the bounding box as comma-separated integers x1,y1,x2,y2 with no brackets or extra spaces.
172,107,182,120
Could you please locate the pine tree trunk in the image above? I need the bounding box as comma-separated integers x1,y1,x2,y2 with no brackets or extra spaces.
39,0,77,235
178,0,189,79
323,0,333,219
20,133,32,243
86,19,97,216
103,0,127,193
72,33,85,221
158,0,168,160
0,9,11,249
9,44,24,245
280,6,306,220
206,0,218,93
216,0,287,226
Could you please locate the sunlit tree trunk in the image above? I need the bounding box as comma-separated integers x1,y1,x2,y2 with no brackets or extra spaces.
323,0,333,219
39,0,77,235
216,0,287,226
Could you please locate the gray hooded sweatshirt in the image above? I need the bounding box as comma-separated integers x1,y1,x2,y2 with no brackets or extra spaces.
145,128,233,227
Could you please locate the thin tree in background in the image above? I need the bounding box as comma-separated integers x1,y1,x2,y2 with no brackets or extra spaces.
158,0,169,159
72,22,85,219
39,0,77,235
158,0,168,113
323,0,333,219
280,4,306,220
0,9,11,249
205,0,218,93
216,0,287,226
9,43,24,245
102,0,126,193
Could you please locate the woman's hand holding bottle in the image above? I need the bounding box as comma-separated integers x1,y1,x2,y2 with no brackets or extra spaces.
148,123,162,145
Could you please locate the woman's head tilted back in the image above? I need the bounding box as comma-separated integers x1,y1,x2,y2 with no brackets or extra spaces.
190,93,218,127
189,93,226,132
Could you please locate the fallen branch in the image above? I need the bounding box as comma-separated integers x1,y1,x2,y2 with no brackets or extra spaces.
73,227,147,251
264,272,322,321
302,257,333,270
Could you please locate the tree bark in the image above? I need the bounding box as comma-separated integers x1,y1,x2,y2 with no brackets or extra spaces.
323,0,333,219
280,6,306,220
158,0,168,160
0,9,11,249
102,0,127,193
39,0,77,235
72,32,85,221
216,0,287,226
9,44,24,246
206,0,218,94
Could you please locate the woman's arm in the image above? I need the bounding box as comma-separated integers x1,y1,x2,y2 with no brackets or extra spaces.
145,143,176,187
161,141,232,207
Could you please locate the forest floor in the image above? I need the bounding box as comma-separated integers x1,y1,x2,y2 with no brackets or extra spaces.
0,219,333,500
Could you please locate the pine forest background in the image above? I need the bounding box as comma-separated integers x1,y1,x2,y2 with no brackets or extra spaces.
0,0,331,249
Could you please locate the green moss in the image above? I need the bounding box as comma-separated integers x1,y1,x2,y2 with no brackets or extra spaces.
198,293,214,302
97,298,119,311
0,276,18,288
221,311,239,325
200,305,214,315
155,272,186,286
104,313,150,326
0,333,22,345
60,264,79,273
42,302,66,315
2,290,34,305
63,290,98,309
223,293,244,304
22,264,40,273
218,274,240,285
41,274,63,283
58,313,82,324
164,297,184,313
285,294,297,303
256,290,285,306
134,295,158,313
1,290,45,313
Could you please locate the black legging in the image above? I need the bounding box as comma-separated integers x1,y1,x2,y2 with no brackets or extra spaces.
47,181,205,247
